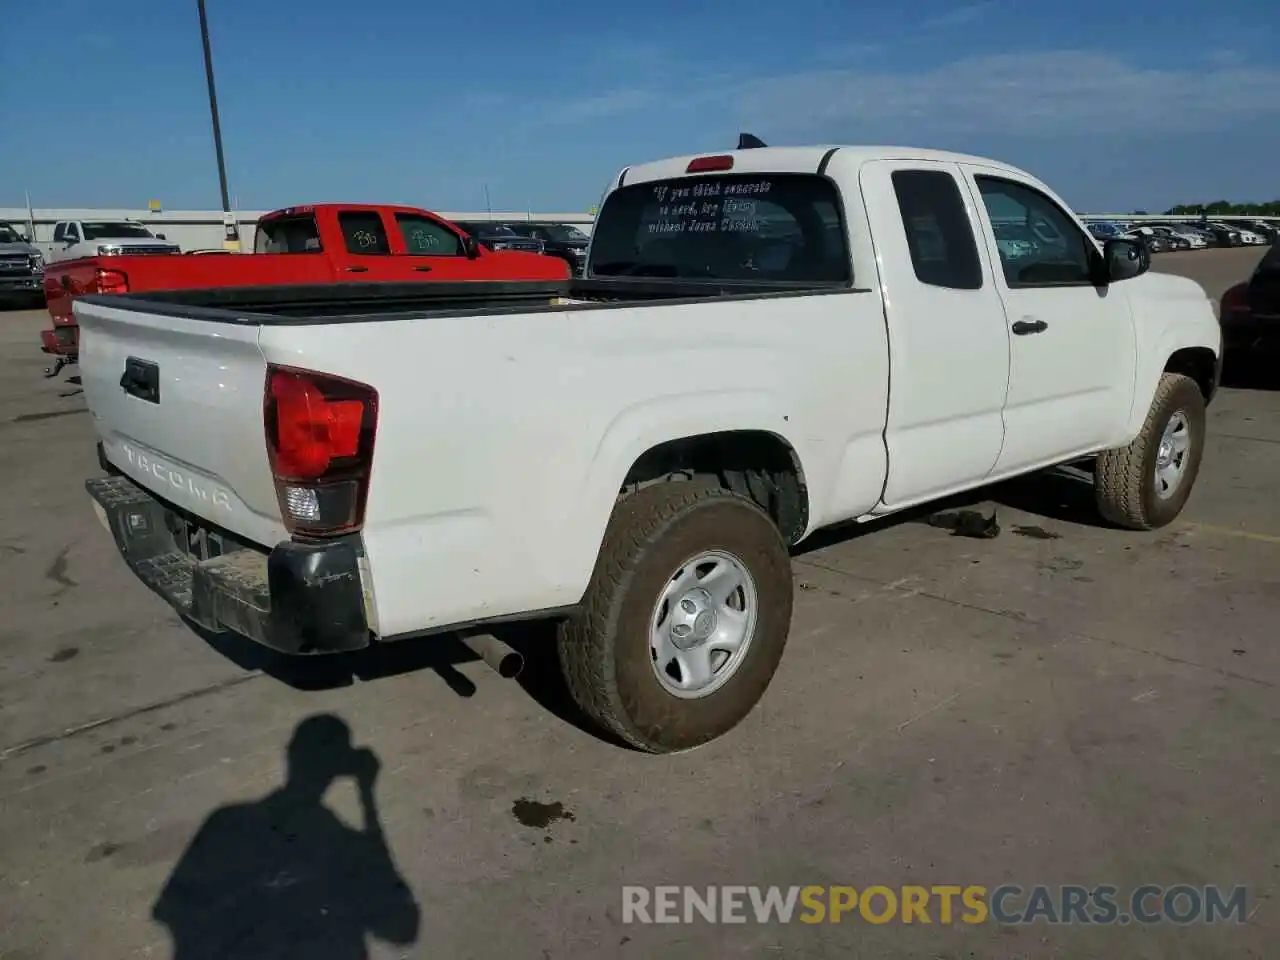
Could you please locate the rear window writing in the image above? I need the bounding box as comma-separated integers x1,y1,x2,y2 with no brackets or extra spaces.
589,174,850,283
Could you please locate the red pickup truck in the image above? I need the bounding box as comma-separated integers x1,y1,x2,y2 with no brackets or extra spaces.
40,203,568,376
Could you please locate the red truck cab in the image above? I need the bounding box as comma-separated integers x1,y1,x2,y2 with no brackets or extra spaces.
40,203,568,375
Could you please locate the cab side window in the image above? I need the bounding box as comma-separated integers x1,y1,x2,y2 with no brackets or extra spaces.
338,211,391,255
975,176,1094,287
394,214,461,256
891,170,983,290
53,223,66,243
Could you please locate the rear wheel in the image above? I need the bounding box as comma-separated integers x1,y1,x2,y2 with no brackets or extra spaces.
557,480,794,753
1095,373,1205,530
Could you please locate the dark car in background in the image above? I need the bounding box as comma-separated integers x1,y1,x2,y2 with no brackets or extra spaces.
453,221,545,254
1220,242,1280,353
1120,226,1171,253
503,222,590,275
1146,226,1192,251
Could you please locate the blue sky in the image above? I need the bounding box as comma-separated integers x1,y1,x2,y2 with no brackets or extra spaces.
2,0,1277,214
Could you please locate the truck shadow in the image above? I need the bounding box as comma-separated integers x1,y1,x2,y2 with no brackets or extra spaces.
794,464,1109,557
193,467,1107,750
194,620,625,747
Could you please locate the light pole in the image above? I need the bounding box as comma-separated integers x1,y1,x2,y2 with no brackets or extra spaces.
196,0,239,248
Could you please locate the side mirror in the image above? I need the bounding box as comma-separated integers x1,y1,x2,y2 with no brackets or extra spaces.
461,234,481,259
1102,238,1148,283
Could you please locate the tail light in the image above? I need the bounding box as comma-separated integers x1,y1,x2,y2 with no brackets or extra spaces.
1221,283,1250,317
93,268,129,294
264,366,378,537
686,155,734,173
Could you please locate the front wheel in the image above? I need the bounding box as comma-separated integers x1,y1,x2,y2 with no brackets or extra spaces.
557,480,794,753
1094,372,1206,530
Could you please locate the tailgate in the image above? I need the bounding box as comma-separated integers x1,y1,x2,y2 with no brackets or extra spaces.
76,298,287,548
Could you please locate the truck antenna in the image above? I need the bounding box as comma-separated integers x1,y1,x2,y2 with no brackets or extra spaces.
737,133,767,149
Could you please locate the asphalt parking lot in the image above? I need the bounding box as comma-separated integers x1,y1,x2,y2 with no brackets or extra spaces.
0,247,1276,959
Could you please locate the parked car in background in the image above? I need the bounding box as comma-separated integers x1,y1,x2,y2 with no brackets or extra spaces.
1146,227,1194,251
38,204,569,377
503,221,591,275
74,144,1220,753
1123,226,1171,253
0,221,45,307
1149,225,1206,249
1196,222,1243,247
46,219,181,264
1208,221,1267,245
1229,220,1280,243
1220,242,1280,354
452,221,546,254
1086,221,1125,244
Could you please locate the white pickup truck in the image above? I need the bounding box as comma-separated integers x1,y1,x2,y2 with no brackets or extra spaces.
76,145,1221,753
46,218,181,263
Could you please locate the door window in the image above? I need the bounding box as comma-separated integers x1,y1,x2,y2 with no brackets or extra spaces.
393,214,462,256
891,170,983,290
338,211,391,255
53,223,66,242
975,176,1094,287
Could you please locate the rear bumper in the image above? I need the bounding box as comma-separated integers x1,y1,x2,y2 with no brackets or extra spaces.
86,474,370,655
40,325,78,357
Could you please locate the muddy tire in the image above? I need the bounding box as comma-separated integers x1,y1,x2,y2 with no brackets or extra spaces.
557,479,794,753
1095,373,1205,530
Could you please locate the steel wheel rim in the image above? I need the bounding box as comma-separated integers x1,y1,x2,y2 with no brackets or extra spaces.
649,550,758,700
1154,410,1191,500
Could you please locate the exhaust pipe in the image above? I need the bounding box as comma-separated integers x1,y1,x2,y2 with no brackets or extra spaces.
461,633,524,679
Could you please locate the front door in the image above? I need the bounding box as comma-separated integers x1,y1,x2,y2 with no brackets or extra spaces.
858,160,1011,509
960,167,1136,474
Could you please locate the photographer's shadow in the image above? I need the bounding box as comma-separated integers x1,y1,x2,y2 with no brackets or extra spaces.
152,714,420,959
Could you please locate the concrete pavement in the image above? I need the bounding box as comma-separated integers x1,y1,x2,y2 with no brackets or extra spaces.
0,248,1276,959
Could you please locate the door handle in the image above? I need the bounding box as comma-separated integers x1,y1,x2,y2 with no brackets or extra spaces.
1011,319,1048,335
413,265,432,272
342,266,368,273
120,356,160,404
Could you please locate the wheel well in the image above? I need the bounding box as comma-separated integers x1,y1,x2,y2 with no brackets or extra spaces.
621,431,809,544
1164,347,1218,402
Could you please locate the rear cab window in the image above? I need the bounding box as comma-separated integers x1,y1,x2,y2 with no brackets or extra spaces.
890,169,983,290
255,214,323,253
338,211,391,255
589,173,850,283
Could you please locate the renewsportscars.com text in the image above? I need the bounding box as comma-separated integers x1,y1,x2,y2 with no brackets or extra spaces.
622,884,1248,926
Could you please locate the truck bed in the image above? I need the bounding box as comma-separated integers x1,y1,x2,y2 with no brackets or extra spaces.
79,276,856,322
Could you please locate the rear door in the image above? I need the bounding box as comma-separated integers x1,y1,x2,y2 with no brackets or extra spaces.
960,166,1136,472
326,208,404,281
77,300,285,549
858,159,1011,508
